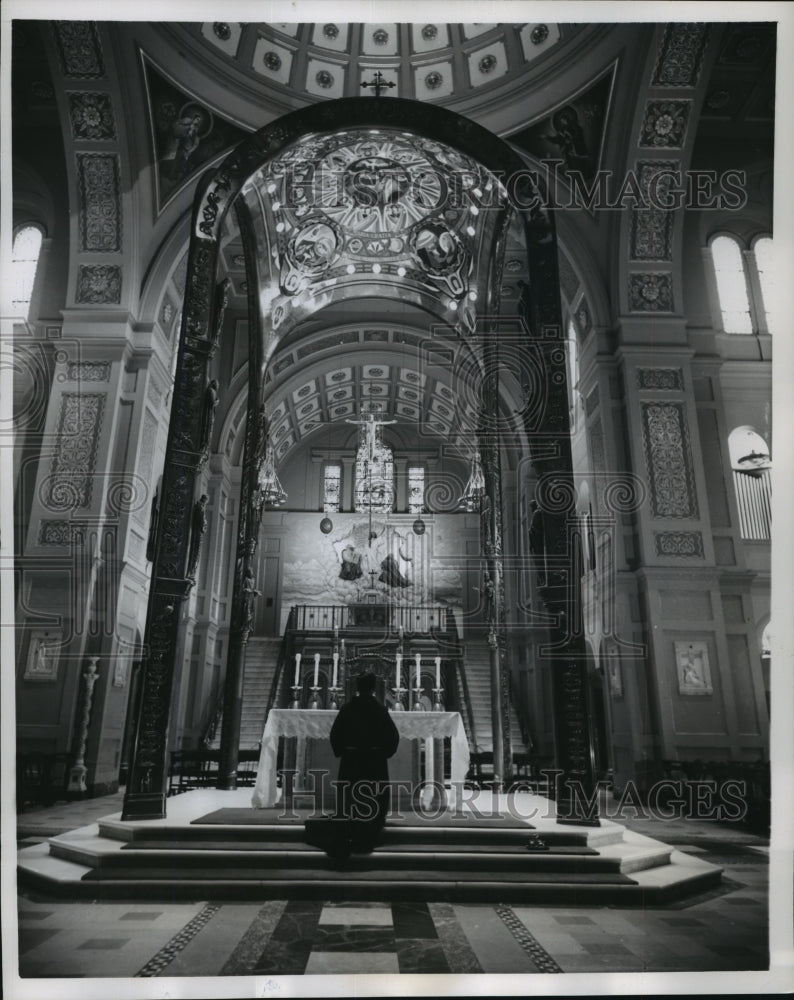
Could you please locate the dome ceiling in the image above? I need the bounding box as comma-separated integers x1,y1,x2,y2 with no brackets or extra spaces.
241,127,508,341
195,21,570,106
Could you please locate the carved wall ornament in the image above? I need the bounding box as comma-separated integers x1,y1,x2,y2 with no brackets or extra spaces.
654,530,704,557
641,402,699,519
39,520,85,546
651,23,710,88
639,100,691,148
53,21,105,78
628,272,673,312
675,640,713,695
630,161,678,261
77,153,122,252
76,264,121,304
24,630,63,681
47,393,105,509
68,91,116,140
637,367,684,390
66,362,111,382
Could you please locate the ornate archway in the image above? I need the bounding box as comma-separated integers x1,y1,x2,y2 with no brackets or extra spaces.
121,95,598,824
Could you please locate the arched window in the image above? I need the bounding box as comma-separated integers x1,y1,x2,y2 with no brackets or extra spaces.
753,235,777,334
323,462,342,513
710,235,752,334
11,225,44,321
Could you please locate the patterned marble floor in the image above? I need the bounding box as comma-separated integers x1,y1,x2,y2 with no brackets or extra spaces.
12,790,782,990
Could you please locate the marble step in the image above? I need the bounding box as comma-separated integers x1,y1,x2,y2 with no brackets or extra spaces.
19,844,720,905
97,817,626,849
50,840,643,876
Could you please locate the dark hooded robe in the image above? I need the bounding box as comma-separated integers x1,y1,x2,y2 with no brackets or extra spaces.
328,686,399,853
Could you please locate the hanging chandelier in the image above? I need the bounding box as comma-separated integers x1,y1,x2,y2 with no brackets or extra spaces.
254,436,287,508
458,449,485,512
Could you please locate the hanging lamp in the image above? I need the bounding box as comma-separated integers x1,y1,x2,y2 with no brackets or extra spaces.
254,434,288,508
458,448,485,512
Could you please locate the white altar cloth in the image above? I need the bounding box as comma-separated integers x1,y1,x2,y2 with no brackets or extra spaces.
251,708,470,809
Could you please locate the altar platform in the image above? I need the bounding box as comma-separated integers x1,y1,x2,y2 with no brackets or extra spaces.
17,786,723,905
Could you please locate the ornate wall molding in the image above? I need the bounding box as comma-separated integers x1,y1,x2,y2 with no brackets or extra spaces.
654,529,704,557
66,361,111,382
628,272,673,312
53,22,105,79
639,100,691,148
641,401,698,519
630,161,678,261
47,393,105,509
651,23,710,88
637,367,683,391
77,153,122,252
67,92,116,140
38,520,86,545
76,264,122,304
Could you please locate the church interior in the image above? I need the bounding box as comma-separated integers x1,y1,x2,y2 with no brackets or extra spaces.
5,11,790,993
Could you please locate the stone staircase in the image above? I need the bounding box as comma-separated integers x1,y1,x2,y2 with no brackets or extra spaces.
461,638,527,756
16,788,723,904
206,637,282,751
240,637,283,748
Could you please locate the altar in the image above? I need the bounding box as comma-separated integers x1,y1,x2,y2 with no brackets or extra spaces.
251,709,470,810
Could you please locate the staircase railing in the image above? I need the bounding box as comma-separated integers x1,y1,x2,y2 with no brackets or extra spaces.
456,646,478,753
199,678,224,747
264,607,296,722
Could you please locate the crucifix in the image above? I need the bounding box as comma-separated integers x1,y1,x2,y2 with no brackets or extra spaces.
361,71,396,97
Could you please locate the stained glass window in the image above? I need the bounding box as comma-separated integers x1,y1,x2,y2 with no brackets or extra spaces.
407,465,425,513
12,225,43,320
711,235,752,334
323,463,342,512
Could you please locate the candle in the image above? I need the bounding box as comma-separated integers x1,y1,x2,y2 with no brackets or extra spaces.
294,652,301,686
435,656,441,689
332,652,339,688
395,652,402,689
314,653,320,687
415,652,421,689
334,625,339,640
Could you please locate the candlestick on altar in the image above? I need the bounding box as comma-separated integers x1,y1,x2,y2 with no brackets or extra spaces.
328,687,341,710
414,652,421,689
334,625,339,642
395,652,402,689
309,685,321,709
313,652,320,687
412,686,424,711
290,684,302,709
391,687,406,711
294,652,301,686
434,656,441,689
332,652,339,688
433,687,444,712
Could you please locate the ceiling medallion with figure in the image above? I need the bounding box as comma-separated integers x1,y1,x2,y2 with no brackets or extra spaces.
263,130,503,329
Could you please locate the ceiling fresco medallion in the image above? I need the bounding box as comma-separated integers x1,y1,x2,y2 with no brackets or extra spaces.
258,129,505,331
